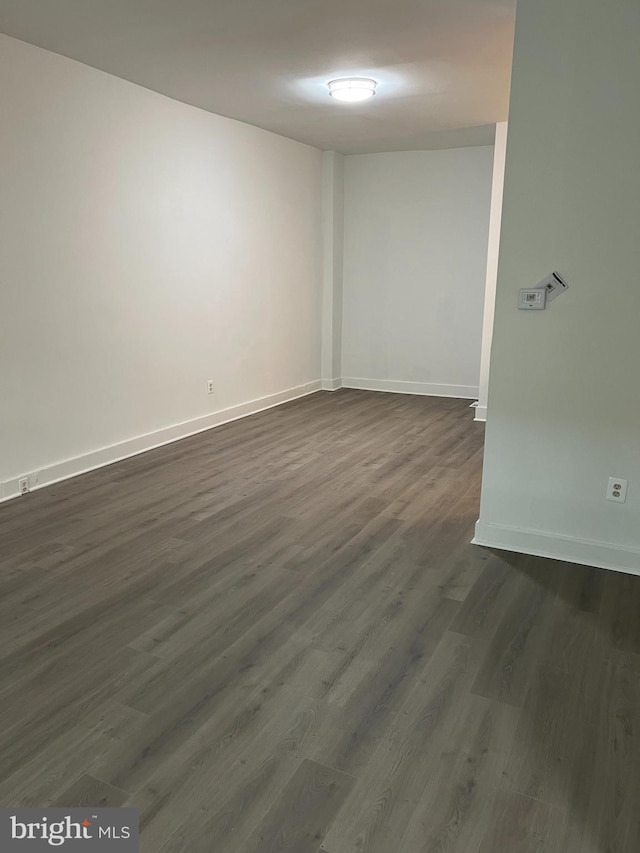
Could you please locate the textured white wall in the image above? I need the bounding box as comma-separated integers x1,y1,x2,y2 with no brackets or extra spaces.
476,0,640,572
341,148,493,398
0,35,323,490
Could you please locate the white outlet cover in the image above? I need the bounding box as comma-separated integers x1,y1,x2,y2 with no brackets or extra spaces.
606,476,628,503
536,271,569,302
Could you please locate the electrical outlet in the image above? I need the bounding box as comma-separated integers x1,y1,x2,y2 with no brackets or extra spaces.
207,380,214,394
19,477,29,495
606,477,628,503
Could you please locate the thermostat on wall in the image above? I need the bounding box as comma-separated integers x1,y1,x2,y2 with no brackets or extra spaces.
537,270,569,302
518,271,570,310
518,288,546,310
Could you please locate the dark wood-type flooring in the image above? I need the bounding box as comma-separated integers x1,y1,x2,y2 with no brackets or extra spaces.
1,389,639,852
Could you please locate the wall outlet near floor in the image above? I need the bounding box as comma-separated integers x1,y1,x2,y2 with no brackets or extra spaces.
18,477,29,495
207,380,215,394
606,476,628,503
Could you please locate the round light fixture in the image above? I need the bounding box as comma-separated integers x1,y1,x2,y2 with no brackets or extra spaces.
328,78,377,103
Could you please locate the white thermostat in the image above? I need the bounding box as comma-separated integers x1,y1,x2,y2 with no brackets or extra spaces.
518,288,546,310
518,271,570,311
537,271,569,302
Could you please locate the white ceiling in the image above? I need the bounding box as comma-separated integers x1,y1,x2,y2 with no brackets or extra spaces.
0,0,515,154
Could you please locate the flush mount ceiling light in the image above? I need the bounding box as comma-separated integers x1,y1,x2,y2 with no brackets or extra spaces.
328,77,377,103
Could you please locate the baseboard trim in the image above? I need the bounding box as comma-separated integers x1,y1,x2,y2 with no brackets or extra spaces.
341,377,479,399
474,405,487,422
0,380,322,504
473,519,640,577
321,378,343,391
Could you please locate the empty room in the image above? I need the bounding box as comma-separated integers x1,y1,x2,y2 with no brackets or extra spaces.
1,0,639,851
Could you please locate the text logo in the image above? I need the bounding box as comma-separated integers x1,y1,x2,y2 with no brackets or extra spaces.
1,809,138,851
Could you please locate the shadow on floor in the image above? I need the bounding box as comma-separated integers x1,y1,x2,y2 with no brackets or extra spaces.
485,550,640,852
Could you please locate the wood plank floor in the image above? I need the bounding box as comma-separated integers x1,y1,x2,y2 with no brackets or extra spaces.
1,389,639,852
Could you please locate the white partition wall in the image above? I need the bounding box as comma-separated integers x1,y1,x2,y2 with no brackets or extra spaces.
474,122,508,422
475,0,640,573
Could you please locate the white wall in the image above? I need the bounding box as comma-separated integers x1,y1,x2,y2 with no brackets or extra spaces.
0,35,323,498
475,122,508,422
321,151,344,389
341,148,493,398
475,0,640,573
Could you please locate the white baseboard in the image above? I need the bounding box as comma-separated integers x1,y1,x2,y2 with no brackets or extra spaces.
0,380,321,504
321,378,343,391
473,519,640,577
474,405,487,422
341,377,479,399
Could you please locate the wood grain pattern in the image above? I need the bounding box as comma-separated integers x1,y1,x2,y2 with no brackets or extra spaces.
1,389,639,852
478,790,567,853
243,759,354,853
53,773,128,808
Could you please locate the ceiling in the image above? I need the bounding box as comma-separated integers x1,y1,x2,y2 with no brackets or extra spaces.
0,0,515,154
